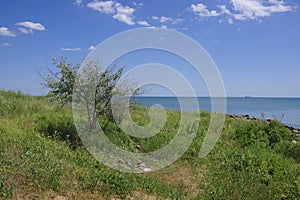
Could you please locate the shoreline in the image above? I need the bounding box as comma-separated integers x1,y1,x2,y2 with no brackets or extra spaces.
227,113,300,138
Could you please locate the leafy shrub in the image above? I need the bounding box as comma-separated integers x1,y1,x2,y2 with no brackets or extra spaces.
102,121,136,152
34,113,81,148
234,120,299,162
206,145,300,199
264,120,291,146
274,140,300,162
234,121,268,147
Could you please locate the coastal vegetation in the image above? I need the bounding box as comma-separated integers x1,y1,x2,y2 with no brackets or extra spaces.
0,90,299,199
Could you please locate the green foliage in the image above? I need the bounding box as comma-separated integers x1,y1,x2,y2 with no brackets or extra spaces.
102,121,136,151
0,141,15,198
265,120,291,145
34,112,81,148
204,144,300,199
0,176,14,198
0,90,187,199
0,90,299,199
234,120,269,146
233,119,299,161
42,57,79,104
41,57,140,122
274,140,300,162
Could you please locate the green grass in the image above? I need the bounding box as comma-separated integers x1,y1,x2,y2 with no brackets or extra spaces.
0,90,299,199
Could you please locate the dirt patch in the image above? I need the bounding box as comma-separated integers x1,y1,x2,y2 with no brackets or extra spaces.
144,162,206,198
53,196,68,200
132,191,157,200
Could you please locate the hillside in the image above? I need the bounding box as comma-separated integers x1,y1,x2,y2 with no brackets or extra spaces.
0,90,299,199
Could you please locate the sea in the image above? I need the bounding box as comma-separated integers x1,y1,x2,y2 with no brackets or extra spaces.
132,97,300,129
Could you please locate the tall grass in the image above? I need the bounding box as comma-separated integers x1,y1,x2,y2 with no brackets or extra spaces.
0,90,299,199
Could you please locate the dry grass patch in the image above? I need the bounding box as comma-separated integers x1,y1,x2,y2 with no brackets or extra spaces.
144,161,206,198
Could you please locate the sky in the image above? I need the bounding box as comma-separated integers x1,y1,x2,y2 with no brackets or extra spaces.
0,0,299,97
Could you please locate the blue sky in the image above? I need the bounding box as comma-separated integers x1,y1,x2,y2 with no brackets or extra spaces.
0,0,299,97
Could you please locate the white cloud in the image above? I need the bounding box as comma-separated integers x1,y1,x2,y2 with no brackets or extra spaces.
179,27,188,31
189,1,295,23
88,45,96,51
18,27,33,34
145,25,169,30
160,25,167,29
190,3,221,17
113,4,135,25
172,18,183,25
87,0,115,14
132,2,143,7
151,16,183,27
218,5,234,23
75,0,83,6
0,27,16,37
1,42,11,47
87,1,135,25
152,16,174,23
231,0,295,20
152,16,159,20
219,5,232,15
16,21,46,31
61,47,81,51
137,20,151,26
268,0,295,12
113,13,135,25
231,0,271,19
147,26,157,30
160,16,173,23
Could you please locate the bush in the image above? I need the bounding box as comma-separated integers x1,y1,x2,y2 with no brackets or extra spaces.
274,140,300,162
234,121,268,147
234,120,299,161
264,120,291,146
205,145,300,199
34,113,81,148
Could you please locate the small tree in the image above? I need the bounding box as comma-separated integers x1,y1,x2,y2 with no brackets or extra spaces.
42,57,79,104
41,57,140,123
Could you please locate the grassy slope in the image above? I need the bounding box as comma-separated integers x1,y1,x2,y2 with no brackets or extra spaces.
0,90,299,199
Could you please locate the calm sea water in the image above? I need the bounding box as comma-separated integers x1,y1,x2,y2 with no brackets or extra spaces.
132,97,300,128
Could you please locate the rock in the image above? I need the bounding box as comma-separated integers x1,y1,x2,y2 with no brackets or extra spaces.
228,114,238,119
136,160,151,173
286,125,293,130
266,119,272,123
242,114,250,118
291,140,297,145
143,168,152,172
54,196,68,200
127,161,133,169
137,160,146,168
296,134,300,138
293,129,299,134
136,144,141,150
117,159,134,169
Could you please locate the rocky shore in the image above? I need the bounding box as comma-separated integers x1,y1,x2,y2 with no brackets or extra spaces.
226,113,300,139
